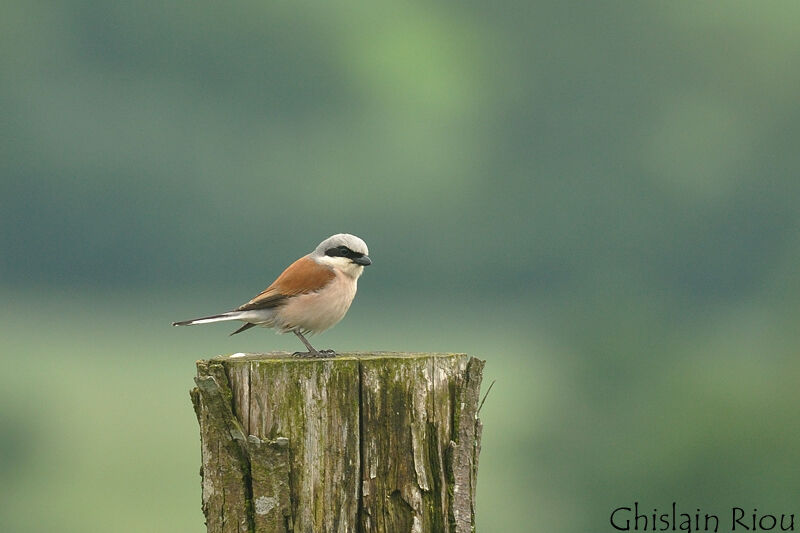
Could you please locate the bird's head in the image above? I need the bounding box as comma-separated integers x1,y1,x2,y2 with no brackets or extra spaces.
312,233,371,278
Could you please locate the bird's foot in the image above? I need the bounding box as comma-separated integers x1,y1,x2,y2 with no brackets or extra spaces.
291,349,336,358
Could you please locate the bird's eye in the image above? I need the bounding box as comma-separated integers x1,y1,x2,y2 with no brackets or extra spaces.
340,246,350,255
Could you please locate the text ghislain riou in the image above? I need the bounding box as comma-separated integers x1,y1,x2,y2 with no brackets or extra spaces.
611,503,796,532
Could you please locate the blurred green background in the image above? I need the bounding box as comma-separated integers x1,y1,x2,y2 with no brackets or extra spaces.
2,1,800,531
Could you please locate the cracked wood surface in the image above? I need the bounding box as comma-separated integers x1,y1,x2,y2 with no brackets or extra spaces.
191,352,485,533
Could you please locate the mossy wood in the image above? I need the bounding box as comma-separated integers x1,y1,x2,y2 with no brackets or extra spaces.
191,352,485,533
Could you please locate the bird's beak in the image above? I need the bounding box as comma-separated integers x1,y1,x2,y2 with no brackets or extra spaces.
353,255,372,266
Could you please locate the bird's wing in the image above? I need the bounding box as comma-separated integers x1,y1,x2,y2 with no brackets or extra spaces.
236,256,335,311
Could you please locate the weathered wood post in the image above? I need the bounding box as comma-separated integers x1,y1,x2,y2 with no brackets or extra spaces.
190,352,485,533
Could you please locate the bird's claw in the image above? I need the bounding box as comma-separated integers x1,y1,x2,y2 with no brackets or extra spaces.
291,350,337,358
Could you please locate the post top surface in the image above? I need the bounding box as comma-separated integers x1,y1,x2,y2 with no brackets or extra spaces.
203,351,468,363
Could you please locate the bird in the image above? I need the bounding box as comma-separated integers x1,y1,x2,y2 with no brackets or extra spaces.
173,233,371,357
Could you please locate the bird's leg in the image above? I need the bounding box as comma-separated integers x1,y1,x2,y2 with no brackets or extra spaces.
292,330,335,358
292,330,319,356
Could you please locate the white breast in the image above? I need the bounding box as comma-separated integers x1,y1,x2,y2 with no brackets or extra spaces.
273,271,358,334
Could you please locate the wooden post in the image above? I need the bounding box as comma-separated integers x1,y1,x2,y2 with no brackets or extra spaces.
190,352,485,533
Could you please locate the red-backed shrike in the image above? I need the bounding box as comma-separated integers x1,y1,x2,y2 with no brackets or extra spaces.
173,233,371,357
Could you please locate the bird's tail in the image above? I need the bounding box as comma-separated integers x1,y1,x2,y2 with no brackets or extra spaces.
172,312,242,327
